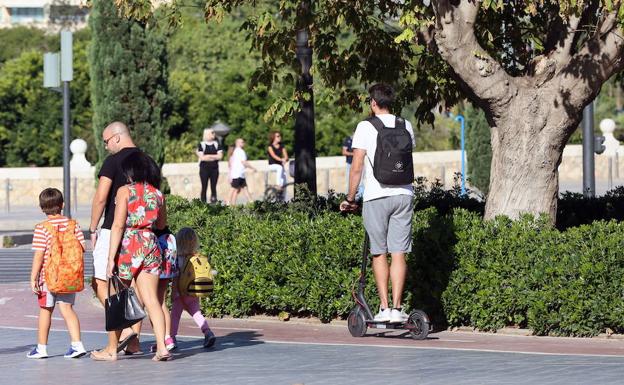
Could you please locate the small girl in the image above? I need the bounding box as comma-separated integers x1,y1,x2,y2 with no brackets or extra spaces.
170,227,216,348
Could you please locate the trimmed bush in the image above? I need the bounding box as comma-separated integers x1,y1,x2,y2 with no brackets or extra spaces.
166,186,624,336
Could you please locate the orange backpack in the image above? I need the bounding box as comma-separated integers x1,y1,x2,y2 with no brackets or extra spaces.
41,220,85,293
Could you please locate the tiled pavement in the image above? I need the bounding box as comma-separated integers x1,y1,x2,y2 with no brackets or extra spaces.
2,283,624,384
2,326,624,385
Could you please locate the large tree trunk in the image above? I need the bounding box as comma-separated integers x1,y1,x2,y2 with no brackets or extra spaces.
485,91,580,220
430,0,624,220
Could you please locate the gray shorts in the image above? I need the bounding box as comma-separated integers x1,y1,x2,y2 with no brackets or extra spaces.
362,194,413,255
38,283,75,308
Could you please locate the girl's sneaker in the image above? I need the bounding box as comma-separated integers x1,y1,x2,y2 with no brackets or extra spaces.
165,337,177,351
150,337,177,353
26,347,48,359
203,330,216,348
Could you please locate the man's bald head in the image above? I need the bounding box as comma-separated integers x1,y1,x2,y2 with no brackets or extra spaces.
103,121,129,136
102,121,135,154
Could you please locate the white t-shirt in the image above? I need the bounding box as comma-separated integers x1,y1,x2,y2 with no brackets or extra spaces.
229,147,247,179
352,113,415,202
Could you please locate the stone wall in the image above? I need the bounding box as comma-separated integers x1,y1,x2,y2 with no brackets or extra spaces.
0,145,617,209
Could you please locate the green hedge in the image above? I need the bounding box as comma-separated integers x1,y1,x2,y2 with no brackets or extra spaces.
166,193,624,336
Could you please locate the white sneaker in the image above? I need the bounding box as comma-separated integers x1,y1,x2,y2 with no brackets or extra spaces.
373,308,391,322
64,346,87,358
390,308,409,323
26,347,48,359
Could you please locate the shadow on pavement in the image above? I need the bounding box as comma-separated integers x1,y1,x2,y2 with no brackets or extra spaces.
0,344,33,355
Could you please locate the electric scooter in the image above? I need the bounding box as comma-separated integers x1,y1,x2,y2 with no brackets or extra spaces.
347,233,431,340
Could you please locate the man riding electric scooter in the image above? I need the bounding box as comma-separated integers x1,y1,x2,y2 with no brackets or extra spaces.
340,84,429,339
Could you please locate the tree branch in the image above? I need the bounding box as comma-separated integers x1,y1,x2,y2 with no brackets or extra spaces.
558,3,624,111
551,14,581,64
431,0,515,112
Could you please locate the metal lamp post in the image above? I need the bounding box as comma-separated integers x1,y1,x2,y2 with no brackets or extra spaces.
455,114,467,195
294,1,317,194
582,103,596,197
43,30,73,217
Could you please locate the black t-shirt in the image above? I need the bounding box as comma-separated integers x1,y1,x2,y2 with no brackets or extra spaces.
343,137,353,164
98,147,141,230
268,144,284,165
198,141,221,170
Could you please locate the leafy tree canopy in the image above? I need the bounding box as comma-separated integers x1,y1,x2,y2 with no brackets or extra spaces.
116,0,624,124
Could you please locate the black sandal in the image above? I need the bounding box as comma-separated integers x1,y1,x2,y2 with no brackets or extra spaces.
117,333,138,353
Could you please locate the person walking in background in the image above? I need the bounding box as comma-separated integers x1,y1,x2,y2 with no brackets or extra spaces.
28,188,87,359
89,121,143,354
169,227,216,349
227,138,256,205
267,131,289,190
197,128,223,204
91,151,171,362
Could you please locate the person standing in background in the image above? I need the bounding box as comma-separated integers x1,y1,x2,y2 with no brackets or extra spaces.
197,128,223,203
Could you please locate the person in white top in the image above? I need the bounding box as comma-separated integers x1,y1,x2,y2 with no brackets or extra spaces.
340,83,415,323
227,138,257,205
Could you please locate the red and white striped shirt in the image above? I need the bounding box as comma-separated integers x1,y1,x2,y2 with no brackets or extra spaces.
32,215,86,285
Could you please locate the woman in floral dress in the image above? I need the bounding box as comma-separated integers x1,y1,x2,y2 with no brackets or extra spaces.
91,151,172,362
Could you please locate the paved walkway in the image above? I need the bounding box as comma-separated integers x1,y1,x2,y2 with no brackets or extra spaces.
2,282,624,384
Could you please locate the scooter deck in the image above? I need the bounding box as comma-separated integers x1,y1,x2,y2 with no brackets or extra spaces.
366,320,408,329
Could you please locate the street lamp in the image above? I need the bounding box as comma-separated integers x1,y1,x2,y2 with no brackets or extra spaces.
293,0,317,194
455,114,467,195
43,30,73,217
210,120,231,147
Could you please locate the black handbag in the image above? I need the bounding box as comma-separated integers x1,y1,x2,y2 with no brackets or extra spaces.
105,275,147,331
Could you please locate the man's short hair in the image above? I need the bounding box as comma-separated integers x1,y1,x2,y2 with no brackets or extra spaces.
39,188,63,215
368,83,395,110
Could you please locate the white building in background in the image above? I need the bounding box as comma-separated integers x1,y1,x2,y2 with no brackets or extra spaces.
0,0,89,30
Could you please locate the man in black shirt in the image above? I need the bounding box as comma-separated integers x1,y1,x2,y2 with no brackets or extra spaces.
89,121,141,352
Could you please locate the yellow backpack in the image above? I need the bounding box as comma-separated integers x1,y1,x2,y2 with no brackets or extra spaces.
42,220,84,293
178,253,214,297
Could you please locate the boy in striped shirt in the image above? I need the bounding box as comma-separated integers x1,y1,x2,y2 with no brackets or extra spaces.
28,188,87,359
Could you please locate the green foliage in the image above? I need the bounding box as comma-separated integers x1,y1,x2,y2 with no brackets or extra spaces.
556,188,624,230
444,211,624,336
166,186,624,335
463,103,492,195
89,0,169,165
0,31,94,167
163,7,363,161
0,26,56,66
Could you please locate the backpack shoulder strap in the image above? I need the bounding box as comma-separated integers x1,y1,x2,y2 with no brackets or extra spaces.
365,116,385,132
66,219,76,233
40,221,56,236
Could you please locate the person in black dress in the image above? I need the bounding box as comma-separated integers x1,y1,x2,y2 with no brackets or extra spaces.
196,128,223,203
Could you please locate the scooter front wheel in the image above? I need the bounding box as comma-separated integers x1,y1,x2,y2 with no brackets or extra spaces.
347,306,367,337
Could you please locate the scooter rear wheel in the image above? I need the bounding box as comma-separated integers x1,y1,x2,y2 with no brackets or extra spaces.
407,310,430,340
347,306,367,337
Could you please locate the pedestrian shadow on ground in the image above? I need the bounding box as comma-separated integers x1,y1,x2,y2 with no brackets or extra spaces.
0,344,33,355
126,330,265,361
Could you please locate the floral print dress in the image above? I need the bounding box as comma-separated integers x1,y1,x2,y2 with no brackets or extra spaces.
116,182,164,280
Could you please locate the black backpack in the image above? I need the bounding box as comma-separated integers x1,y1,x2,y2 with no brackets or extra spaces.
366,116,414,185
